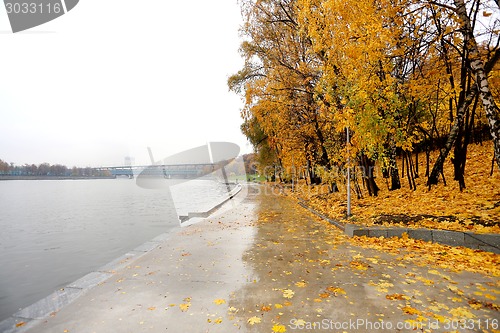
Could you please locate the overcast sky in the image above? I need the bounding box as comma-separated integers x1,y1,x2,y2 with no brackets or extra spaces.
0,0,250,167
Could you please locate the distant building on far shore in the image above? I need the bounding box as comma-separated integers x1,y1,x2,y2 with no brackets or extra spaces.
124,156,135,166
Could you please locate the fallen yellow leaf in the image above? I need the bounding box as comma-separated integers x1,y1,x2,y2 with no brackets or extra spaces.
326,286,346,295
449,306,476,319
283,289,295,299
247,316,262,325
261,305,272,312
350,260,368,270
213,299,226,305
386,294,405,300
402,306,422,316
272,323,287,332
179,303,190,312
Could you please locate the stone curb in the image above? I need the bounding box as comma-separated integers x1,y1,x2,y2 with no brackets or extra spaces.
179,183,242,222
0,238,169,333
299,201,500,254
298,201,346,231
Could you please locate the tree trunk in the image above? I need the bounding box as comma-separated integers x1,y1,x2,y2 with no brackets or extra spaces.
427,89,477,186
453,93,478,191
389,144,401,190
425,144,430,178
360,154,379,196
454,0,500,171
415,150,419,178
307,160,314,185
407,151,417,190
313,113,331,168
352,166,363,199
401,152,405,178
452,107,467,190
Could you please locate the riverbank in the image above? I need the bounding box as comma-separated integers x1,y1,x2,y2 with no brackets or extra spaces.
0,178,239,325
3,183,498,333
0,181,244,332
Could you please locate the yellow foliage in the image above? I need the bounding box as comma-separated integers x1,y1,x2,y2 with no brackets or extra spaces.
179,303,190,312
282,289,295,299
247,316,262,325
261,305,272,312
448,307,476,319
294,142,500,235
295,281,307,288
402,306,422,316
348,235,500,276
386,293,406,300
326,286,346,295
272,323,287,332
213,299,226,305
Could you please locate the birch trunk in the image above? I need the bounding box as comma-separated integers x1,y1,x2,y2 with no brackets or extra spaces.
454,0,500,170
428,89,477,185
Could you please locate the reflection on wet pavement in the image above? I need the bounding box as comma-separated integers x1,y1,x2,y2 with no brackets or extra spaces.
230,185,499,333
22,184,499,333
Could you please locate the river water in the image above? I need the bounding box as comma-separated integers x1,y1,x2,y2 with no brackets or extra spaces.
0,178,234,321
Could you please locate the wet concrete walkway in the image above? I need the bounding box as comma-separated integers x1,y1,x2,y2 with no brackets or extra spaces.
11,184,499,332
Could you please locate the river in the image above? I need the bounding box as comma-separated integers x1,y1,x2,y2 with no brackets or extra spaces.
0,178,234,321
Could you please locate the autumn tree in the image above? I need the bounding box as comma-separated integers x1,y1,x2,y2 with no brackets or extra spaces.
426,0,500,188
298,0,423,194
231,0,499,197
229,0,333,186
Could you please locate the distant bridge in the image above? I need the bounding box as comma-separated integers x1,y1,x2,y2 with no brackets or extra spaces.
95,164,218,179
